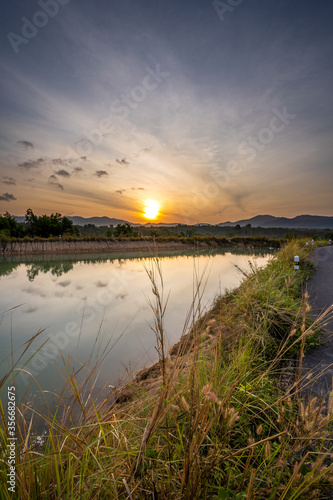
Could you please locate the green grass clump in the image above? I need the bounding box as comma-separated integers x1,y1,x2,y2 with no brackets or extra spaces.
1,240,333,499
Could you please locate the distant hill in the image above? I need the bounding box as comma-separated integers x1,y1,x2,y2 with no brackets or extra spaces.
217,215,333,229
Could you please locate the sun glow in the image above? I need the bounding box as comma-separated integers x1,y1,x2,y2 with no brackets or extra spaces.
143,200,160,220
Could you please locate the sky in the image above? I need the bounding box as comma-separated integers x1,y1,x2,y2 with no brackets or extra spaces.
0,0,332,224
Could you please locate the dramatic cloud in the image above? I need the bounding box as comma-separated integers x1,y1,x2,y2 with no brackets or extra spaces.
54,169,71,177
1,2,332,221
116,158,129,166
0,193,17,201
2,177,16,185
95,170,108,178
18,158,45,169
17,140,34,150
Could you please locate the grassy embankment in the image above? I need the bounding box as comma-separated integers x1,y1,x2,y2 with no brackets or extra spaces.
1,240,333,499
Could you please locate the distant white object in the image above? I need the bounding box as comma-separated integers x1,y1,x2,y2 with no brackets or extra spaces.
329,239,332,245
306,242,309,246
311,239,314,244
294,255,300,270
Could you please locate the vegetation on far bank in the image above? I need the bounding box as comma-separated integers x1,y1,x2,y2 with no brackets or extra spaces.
1,210,332,253
1,210,333,243
1,240,333,498
0,210,79,240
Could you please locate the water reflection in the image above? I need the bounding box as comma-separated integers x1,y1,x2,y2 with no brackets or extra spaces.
0,248,273,410
0,247,271,282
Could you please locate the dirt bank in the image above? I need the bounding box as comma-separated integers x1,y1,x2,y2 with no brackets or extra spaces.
1,236,278,256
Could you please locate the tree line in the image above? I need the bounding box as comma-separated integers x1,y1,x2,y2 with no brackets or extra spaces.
0,210,79,239
0,211,139,239
1,211,332,241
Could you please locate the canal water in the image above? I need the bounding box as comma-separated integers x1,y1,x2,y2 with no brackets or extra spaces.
0,248,272,410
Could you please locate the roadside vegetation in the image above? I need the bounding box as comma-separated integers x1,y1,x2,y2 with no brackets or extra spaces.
1,240,333,498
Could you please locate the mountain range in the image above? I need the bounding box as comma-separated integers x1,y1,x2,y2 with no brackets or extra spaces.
12,214,333,229
69,214,333,229
217,215,333,229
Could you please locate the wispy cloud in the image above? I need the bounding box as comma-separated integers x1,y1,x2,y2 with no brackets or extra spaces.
95,170,108,178
52,159,69,166
48,175,64,190
95,280,108,288
23,306,38,314
57,280,71,288
18,158,45,169
0,193,17,201
2,177,16,186
115,189,125,195
135,147,152,157
17,140,34,150
116,158,130,166
54,169,71,177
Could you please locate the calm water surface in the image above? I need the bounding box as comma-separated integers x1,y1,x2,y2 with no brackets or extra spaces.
0,248,272,407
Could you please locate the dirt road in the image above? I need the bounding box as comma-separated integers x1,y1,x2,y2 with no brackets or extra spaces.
300,245,333,405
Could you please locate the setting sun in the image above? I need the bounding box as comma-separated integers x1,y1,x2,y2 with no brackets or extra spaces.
143,200,160,220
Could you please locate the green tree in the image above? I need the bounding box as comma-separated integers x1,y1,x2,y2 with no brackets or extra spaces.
0,212,25,237
106,225,114,238
113,223,138,237
25,209,77,238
